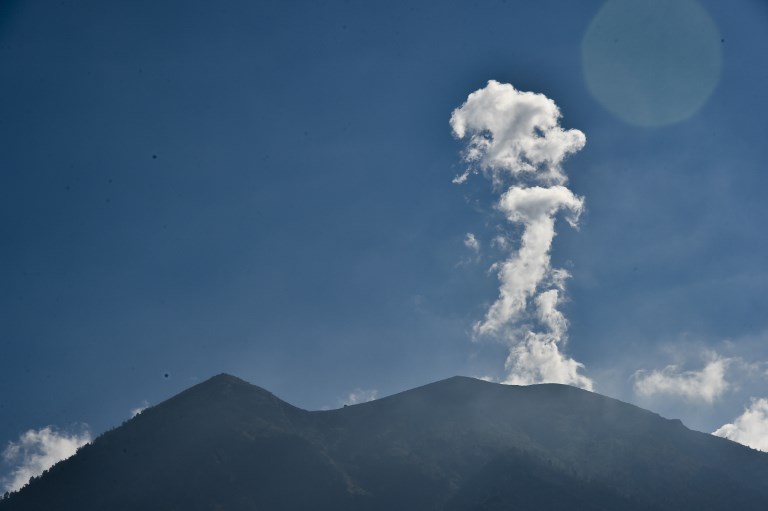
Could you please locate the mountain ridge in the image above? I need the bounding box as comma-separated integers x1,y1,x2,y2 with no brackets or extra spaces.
3,374,767,510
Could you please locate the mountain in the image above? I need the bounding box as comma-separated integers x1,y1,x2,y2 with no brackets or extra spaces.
3,374,768,510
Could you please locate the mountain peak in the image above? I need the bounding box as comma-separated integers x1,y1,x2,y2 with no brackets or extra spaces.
209,372,244,381
201,372,253,387
179,372,272,397
4,374,768,511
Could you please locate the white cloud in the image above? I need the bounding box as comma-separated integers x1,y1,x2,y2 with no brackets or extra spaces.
452,81,591,390
450,80,586,185
2,425,91,493
713,398,768,452
535,289,569,341
130,400,149,418
633,355,731,403
502,288,592,390
464,232,480,253
491,235,508,250
504,331,593,390
475,186,583,338
452,170,470,184
339,389,378,407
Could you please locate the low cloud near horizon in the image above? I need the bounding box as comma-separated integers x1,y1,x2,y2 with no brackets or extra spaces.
339,389,378,407
130,400,150,418
1,426,91,494
713,398,768,452
633,355,731,404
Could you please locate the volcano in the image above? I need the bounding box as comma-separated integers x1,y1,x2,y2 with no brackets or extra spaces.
3,374,767,510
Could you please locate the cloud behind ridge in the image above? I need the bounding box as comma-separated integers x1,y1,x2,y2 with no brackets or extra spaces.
713,398,768,452
2,425,91,493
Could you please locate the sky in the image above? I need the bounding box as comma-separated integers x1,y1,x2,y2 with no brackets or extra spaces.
2,0,768,491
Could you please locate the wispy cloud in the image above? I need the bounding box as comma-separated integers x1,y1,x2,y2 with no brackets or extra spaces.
130,400,149,418
633,354,731,403
464,232,480,253
2,425,91,493
339,389,378,407
451,80,591,390
713,398,768,452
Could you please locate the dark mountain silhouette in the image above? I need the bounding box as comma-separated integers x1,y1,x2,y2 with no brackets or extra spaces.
3,374,768,510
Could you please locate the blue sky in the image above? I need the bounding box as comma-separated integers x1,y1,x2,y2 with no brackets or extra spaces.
2,0,768,488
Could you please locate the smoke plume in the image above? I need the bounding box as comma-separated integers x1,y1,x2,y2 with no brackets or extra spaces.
451,80,592,390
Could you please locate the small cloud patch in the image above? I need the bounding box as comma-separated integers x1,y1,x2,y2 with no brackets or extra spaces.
339,389,378,407
633,355,730,404
130,400,150,418
464,233,480,253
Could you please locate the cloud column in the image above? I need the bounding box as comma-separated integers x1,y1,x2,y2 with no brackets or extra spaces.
451,80,592,390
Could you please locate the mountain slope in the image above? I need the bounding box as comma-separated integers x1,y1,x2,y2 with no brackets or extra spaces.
3,374,768,510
